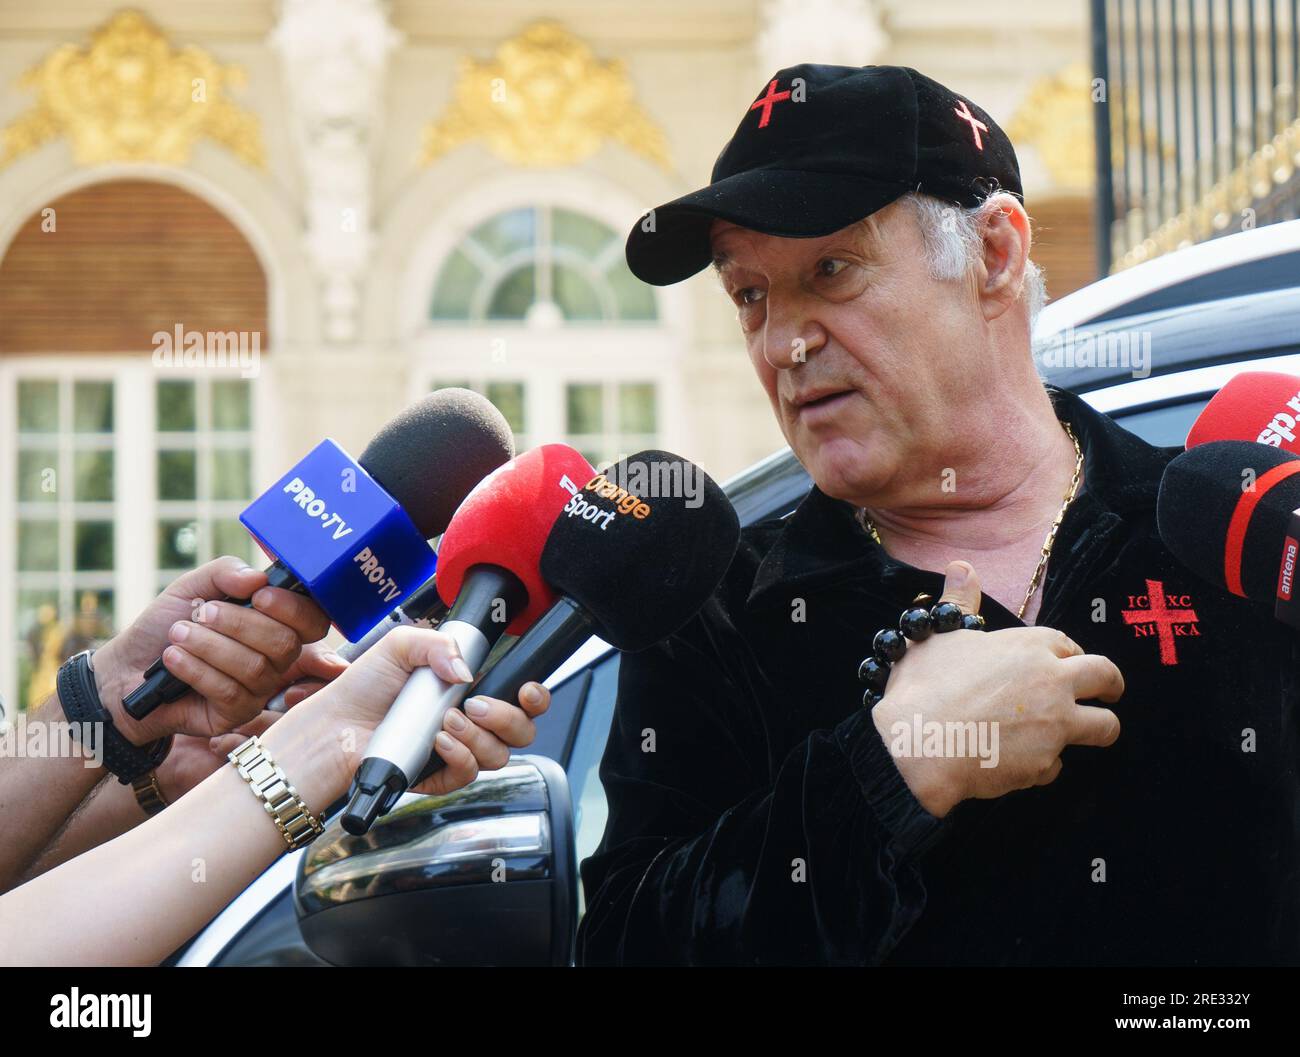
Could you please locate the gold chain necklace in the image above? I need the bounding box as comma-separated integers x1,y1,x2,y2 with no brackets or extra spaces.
858,421,1084,621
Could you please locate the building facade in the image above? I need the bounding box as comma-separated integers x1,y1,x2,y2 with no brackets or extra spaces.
0,0,1097,711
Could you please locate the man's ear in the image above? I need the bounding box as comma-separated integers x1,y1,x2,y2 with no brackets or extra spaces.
976,195,1031,322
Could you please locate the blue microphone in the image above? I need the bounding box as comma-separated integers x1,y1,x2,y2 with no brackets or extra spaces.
238,438,435,641
121,389,514,719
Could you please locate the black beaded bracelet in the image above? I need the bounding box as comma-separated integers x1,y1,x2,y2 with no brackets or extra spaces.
858,594,987,708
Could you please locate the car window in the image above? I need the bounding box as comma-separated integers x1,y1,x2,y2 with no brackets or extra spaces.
1109,396,1212,448
525,665,589,762
564,652,620,915
1087,251,1300,325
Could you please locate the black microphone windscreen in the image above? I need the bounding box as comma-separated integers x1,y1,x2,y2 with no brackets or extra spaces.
1157,440,1300,600
539,450,740,652
359,388,515,538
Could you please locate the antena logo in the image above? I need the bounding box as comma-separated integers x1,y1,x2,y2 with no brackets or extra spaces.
1278,537,1299,601
1256,388,1300,447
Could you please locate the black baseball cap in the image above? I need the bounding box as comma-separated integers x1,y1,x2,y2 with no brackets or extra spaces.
626,64,1023,286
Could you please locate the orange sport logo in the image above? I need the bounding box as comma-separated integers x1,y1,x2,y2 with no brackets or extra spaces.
560,473,652,530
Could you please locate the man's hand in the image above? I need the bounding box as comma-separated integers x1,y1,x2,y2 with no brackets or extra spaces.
92,556,343,744
873,560,1123,817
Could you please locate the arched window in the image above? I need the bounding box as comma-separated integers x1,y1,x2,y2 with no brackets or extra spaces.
430,206,657,324
1,179,266,712
415,201,679,473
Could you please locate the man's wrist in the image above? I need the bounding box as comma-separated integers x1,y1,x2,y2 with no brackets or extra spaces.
88,640,165,747
871,695,961,818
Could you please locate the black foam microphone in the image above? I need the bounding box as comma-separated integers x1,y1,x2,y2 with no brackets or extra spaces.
122,389,514,719
416,450,741,783
1157,440,1300,624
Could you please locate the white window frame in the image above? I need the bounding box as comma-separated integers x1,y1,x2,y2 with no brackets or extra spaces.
400,175,691,466
0,356,272,714
154,376,260,589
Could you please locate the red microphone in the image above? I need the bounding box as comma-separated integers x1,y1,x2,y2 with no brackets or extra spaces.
341,443,595,833
434,443,594,635
1185,371,1300,452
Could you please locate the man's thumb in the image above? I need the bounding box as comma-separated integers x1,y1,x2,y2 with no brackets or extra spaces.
937,560,982,615
169,555,264,605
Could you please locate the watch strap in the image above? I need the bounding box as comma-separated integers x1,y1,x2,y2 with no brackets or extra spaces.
131,771,170,816
228,736,324,850
57,651,172,784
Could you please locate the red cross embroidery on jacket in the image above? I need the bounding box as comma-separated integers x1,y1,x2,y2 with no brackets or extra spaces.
1121,579,1200,666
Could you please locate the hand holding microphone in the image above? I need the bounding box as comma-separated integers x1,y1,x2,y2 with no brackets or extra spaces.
209,625,551,798
342,442,598,831
344,449,744,834
91,556,347,746
121,389,514,720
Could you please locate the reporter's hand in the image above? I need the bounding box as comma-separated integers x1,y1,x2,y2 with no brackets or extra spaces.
253,625,550,805
93,556,339,744
158,715,278,803
872,560,1123,818
143,642,347,803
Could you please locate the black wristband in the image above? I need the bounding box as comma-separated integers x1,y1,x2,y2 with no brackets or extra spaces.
56,651,172,784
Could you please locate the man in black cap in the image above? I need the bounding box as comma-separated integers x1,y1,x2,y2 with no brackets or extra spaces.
577,65,1300,965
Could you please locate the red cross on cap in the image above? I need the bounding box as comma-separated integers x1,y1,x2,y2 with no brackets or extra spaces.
750,79,793,129
953,99,988,151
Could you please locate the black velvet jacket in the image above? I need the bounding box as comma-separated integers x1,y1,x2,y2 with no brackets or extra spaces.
576,387,1300,966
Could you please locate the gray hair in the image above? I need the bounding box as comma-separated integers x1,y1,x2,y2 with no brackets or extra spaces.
899,191,1047,327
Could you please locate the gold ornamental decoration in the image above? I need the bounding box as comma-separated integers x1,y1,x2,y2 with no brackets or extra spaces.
1007,63,1095,192
0,10,264,169
423,22,671,170
1111,110,1300,272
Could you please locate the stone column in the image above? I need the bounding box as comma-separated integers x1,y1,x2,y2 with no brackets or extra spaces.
755,0,888,74
270,0,401,344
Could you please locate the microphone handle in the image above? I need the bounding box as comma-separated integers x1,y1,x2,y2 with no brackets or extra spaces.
414,597,595,784
121,562,305,720
341,565,525,834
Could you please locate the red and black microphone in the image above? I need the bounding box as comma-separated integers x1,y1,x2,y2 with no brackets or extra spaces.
1164,371,1300,626
411,450,742,785
1185,370,1300,453
1157,440,1300,627
340,443,596,835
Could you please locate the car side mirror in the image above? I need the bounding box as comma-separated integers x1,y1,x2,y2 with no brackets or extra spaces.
294,755,576,966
